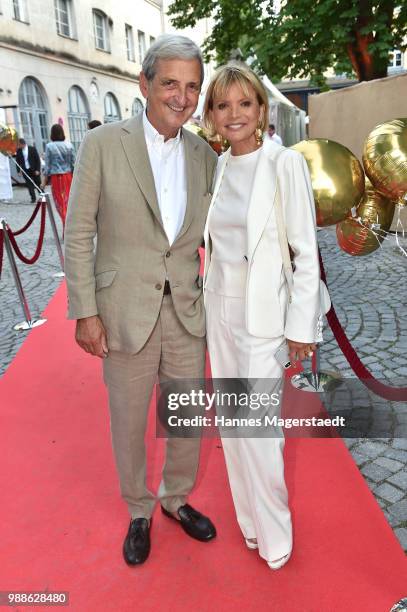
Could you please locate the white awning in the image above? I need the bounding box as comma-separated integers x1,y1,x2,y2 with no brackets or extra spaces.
262,75,296,108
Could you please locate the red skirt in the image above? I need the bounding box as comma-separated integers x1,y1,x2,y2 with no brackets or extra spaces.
50,172,73,228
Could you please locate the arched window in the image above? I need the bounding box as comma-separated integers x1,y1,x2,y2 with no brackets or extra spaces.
104,92,121,123
18,77,49,153
68,85,90,151
132,97,144,116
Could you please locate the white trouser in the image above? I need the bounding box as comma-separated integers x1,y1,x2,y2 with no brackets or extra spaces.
205,290,292,562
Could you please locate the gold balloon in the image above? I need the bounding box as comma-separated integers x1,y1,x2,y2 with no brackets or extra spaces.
0,123,18,156
292,139,365,226
358,178,395,230
336,178,395,256
363,118,407,206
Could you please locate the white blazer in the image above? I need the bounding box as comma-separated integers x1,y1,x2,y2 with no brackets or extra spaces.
203,139,321,344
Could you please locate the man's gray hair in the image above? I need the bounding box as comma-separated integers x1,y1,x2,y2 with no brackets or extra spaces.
142,34,204,86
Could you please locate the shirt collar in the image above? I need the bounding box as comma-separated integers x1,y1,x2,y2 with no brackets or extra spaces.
143,110,182,149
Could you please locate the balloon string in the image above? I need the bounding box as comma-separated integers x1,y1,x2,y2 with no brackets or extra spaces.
355,217,385,249
353,207,407,257
395,206,407,258
353,217,391,250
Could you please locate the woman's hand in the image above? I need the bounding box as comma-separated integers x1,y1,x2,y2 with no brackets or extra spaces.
286,339,316,365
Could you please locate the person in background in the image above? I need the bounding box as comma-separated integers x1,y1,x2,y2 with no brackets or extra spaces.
16,138,41,203
88,119,102,130
267,123,283,145
41,124,75,233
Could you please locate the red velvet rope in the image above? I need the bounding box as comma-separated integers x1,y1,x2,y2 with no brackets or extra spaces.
7,202,47,266
319,249,407,401
13,201,42,236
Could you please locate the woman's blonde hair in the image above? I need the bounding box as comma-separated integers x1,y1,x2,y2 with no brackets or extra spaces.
203,62,269,139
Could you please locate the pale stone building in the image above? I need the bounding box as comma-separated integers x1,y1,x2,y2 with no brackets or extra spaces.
0,0,164,153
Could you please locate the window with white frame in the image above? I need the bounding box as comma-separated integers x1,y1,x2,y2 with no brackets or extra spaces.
19,77,49,153
68,86,90,152
138,30,146,63
125,24,135,62
93,9,110,52
55,0,74,38
388,50,403,69
13,0,29,22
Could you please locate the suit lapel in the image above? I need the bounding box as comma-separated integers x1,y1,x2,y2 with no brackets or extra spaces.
203,149,230,285
203,148,229,246
175,128,202,242
246,143,278,261
120,114,163,228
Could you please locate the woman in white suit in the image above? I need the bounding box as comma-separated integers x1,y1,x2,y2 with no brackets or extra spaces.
202,63,321,570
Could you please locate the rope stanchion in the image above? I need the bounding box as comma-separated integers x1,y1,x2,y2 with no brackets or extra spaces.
43,193,65,277
7,201,46,265
8,157,64,276
291,343,343,393
319,250,407,401
13,201,42,236
0,219,46,332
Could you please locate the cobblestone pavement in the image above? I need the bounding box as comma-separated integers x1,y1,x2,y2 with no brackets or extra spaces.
1,187,407,551
318,227,407,551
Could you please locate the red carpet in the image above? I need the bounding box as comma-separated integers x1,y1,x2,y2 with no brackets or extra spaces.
1,284,406,611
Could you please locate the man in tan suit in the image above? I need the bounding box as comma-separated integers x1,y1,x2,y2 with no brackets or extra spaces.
64,34,217,566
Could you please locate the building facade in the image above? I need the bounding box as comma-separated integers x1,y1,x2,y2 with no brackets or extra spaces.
0,0,164,153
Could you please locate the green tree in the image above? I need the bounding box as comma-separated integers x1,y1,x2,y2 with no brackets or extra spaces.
168,0,407,86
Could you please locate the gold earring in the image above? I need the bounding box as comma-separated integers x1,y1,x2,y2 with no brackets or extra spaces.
255,126,263,146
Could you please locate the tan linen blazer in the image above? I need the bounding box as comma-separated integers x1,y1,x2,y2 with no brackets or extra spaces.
64,114,217,354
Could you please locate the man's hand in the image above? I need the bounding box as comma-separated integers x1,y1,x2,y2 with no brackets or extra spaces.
286,339,316,365
34,170,40,176
75,315,108,358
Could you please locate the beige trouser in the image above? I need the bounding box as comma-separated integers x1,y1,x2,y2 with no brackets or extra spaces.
205,290,292,563
103,294,206,519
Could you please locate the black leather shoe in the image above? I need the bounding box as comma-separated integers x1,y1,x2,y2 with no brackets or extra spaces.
123,517,151,566
161,504,216,542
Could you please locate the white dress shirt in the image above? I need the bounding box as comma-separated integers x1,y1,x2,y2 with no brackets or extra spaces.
143,111,187,246
22,145,30,169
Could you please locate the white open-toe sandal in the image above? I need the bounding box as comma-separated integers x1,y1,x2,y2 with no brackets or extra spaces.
245,537,258,550
267,553,290,570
